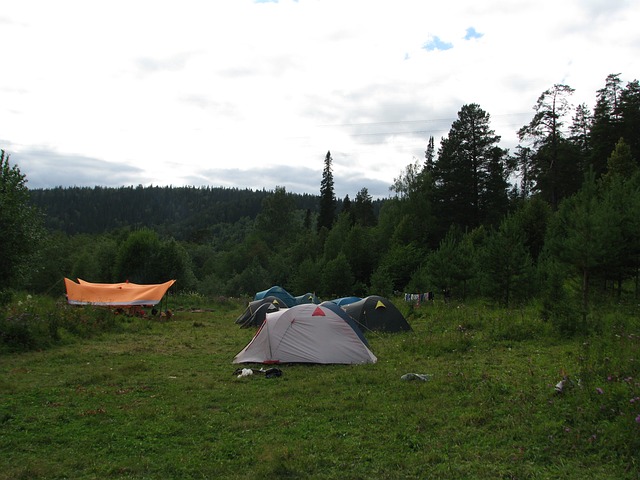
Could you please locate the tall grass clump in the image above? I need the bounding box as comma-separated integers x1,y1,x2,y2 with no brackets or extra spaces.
0,294,120,353
171,291,246,313
547,307,640,462
488,304,554,343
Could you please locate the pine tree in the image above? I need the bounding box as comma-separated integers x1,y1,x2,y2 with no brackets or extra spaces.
424,227,475,299
342,194,351,216
619,79,640,164
513,145,535,199
545,171,618,325
603,137,637,182
598,171,640,297
518,84,578,209
480,214,534,307
590,74,624,177
317,150,336,232
432,103,508,232
352,187,376,227
569,103,593,173
424,135,435,171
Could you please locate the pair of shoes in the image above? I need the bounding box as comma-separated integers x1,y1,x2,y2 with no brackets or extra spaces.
265,368,282,378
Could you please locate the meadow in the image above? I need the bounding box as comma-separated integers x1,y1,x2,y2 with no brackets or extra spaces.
1,294,639,479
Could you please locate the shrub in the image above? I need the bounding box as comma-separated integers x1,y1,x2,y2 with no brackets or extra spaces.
0,294,120,353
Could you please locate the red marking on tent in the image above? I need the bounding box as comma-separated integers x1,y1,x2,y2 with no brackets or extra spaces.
312,306,326,316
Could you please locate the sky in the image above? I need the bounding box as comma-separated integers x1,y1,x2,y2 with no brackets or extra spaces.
1,0,639,199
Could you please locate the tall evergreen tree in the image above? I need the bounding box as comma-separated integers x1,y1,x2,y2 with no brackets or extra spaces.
432,103,508,233
590,74,624,177
352,187,376,227
569,102,593,173
424,135,435,171
513,146,534,199
424,227,475,299
619,79,640,164
480,214,534,307
545,171,618,325
481,146,510,226
597,170,640,297
603,137,637,182
342,194,351,217
510,197,552,264
317,150,336,232
518,84,579,209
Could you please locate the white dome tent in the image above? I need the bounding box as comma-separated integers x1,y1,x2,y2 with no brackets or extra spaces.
233,303,377,365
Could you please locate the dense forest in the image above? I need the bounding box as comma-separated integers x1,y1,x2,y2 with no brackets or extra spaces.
4,73,640,332
28,185,324,241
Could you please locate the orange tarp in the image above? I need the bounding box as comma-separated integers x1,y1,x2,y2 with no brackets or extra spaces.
64,278,176,306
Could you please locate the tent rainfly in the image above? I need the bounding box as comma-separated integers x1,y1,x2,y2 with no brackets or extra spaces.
342,295,412,332
64,278,176,307
328,296,362,307
253,286,320,308
293,292,320,305
233,303,377,365
254,286,297,307
234,296,287,328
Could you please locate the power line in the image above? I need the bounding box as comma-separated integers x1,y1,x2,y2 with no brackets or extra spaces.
316,112,532,128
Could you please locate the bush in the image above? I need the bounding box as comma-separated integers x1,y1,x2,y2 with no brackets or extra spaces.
0,294,55,352
0,294,120,353
0,312,43,351
0,289,13,307
57,303,118,338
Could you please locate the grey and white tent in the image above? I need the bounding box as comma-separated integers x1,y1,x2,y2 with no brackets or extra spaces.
233,303,377,365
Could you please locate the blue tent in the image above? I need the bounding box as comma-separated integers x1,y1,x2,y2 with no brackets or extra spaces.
255,286,321,307
254,286,297,307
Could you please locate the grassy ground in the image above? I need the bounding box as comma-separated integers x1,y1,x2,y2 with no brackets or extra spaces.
1,296,639,479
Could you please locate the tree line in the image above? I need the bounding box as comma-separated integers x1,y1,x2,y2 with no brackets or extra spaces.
28,185,322,241
2,72,639,333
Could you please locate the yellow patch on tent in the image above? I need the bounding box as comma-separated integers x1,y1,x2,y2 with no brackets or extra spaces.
375,300,386,309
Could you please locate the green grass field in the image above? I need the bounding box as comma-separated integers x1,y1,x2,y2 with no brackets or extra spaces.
1,297,639,479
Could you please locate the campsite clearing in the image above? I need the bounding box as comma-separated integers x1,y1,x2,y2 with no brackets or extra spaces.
1,298,638,479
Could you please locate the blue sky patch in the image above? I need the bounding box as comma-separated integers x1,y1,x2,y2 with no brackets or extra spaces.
423,36,453,52
465,27,483,40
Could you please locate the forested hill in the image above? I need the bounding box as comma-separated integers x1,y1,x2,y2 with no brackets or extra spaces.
28,185,321,241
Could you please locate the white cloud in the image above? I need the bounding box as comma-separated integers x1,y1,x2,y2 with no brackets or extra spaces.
1,0,639,199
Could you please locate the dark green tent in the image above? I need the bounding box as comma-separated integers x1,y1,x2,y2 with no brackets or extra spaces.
235,296,286,328
343,295,411,332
